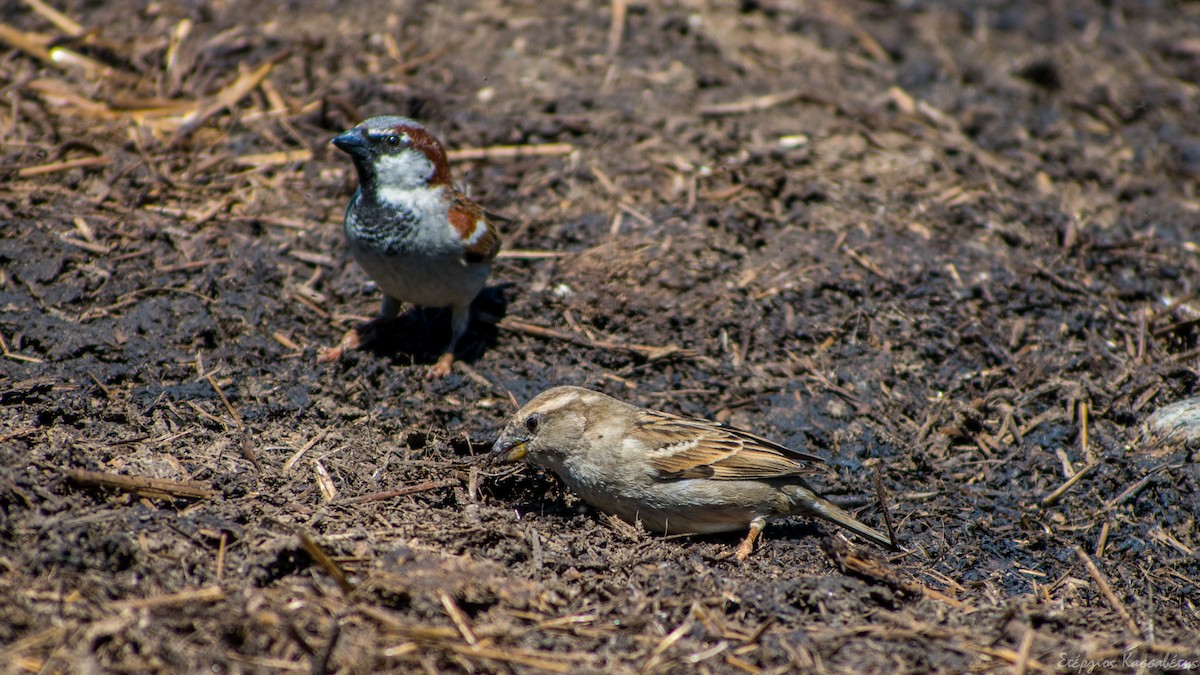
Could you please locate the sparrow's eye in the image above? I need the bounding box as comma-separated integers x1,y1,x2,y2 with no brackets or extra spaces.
524,413,542,434
384,134,401,147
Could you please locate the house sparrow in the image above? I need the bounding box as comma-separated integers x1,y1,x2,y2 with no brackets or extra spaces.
493,386,900,560
318,116,502,377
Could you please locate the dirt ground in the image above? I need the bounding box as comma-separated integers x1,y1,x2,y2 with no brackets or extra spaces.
2,0,1199,672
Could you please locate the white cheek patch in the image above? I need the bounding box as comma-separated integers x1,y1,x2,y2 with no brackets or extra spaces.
375,151,433,190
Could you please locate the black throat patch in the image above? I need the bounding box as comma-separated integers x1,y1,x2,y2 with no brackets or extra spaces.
344,191,419,256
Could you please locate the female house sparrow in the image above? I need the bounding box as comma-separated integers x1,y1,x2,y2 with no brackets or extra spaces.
318,116,502,378
493,386,900,560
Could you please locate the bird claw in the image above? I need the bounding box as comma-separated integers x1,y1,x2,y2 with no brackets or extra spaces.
317,328,362,363
734,538,755,562
428,352,455,379
734,520,765,561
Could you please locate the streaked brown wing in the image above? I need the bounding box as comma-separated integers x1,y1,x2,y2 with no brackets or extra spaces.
635,409,826,480
483,208,514,224
449,192,502,264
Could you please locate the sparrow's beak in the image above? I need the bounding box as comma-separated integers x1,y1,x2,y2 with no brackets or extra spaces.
331,127,369,155
492,434,529,463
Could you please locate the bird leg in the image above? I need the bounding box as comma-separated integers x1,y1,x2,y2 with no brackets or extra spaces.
317,296,402,363
735,517,767,561
428,304,470,378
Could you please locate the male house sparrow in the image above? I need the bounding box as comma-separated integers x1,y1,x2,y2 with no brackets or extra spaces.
493,386,900,560
319,116,502,377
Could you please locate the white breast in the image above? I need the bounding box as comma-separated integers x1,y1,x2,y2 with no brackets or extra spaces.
345,186,490,309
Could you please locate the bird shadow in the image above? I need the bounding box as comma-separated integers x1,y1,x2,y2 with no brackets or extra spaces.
359,282,512,368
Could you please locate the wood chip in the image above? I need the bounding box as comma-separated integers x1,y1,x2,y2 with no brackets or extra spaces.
66,469,218,501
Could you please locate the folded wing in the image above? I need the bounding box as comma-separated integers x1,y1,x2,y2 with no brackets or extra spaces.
634,409,826,480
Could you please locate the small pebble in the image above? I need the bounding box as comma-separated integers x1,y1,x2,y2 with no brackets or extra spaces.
1144,397,1200,444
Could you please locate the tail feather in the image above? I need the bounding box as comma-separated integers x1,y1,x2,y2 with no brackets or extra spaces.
808,494,901,551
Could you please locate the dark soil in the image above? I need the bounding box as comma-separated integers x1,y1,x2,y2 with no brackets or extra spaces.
3,1,1199,672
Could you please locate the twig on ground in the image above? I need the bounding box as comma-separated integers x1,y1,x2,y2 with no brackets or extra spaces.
1079,401,1095,465
314,461,337,502
606,0,626,59
357,606,577,672
22,0,85,36
206,374,243,429
447,143,574,162
0,22,55,65
1094,520,1110,557
873,471,899,549
283,429,329,472
439,591,479,646
1104,464,1178,510
1039,462,1098,507
0,332,44,363
495,249,570,259
340,478,460,505
699,89,813,116
1013,626,1036,675
114,586,226,610
822,536,974,612
172,54,286,143
497,317,695,362
18,155,110,177
298,530,354,594
842,245,896,283
66,468,218,500
1075,546,1140,636
0,427,39,443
